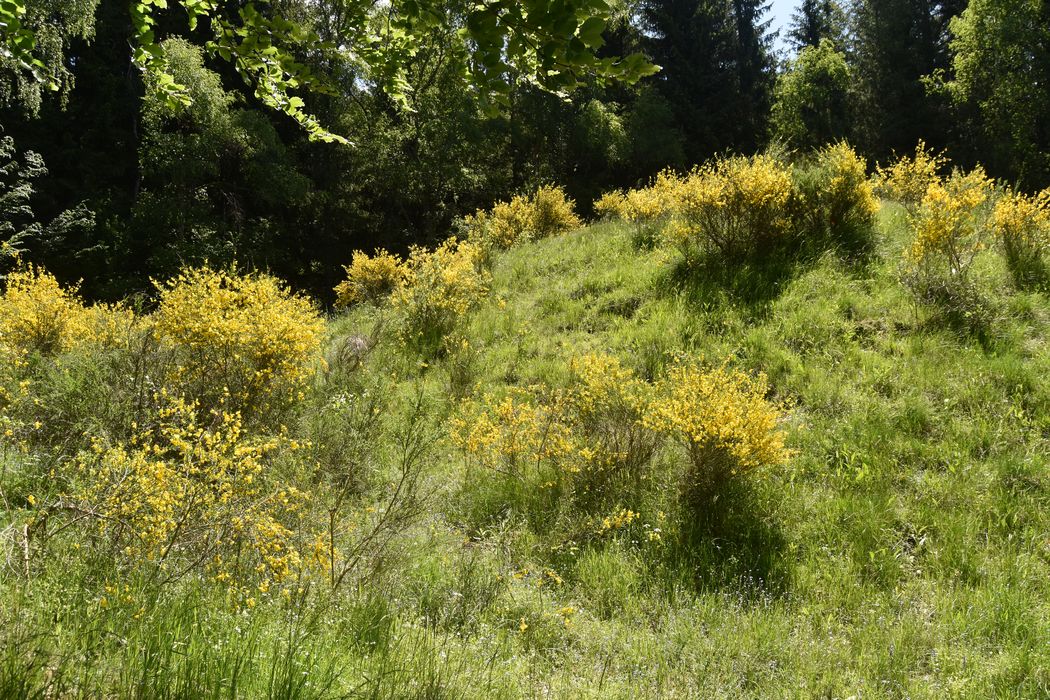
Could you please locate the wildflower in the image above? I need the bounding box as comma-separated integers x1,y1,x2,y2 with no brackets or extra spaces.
644,361,790,486
153,266,324,423
333,249,407,307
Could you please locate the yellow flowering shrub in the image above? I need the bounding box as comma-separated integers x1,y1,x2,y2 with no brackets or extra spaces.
333,249,407,308
453,354,788,515
990,188,1050,289
643,362,789,491
801,142,879,245
593,170,684,225
592,190,628,220
463,185,581,255
906,166,994,284
73,395,316,595
0,266,92,356
391,238,490,356
874,141,948,210
595,158,797,258
153,266,325,424
0,266,139,391
449,387,579,481
531,185,583,239
465,196,533,251
566,353,656,482
676,154,794,258
450,354,656,490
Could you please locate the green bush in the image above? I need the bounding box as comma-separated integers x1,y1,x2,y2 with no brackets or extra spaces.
793,142,879,252
461,185,581,257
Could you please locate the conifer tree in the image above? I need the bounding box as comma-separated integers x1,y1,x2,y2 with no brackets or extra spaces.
640,0,776,160
787,0,846,51
850,0,962,158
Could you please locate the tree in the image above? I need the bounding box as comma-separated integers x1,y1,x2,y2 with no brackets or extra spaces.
0,136,94,277
730,0,777,151
850,0,962,159
640,0,776,161
771,39,852,149
946,0,1050,187
786,0,845,52
0,0,101,114
131,38,311,281
0,136,43,269
1,0,658,143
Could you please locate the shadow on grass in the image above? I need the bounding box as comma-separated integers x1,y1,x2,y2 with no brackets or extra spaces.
1004,248,1050,295
655,233,877,320
909,278,1005,352
661,479,792,599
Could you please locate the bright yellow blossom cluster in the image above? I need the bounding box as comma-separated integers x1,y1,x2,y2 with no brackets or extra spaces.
74,395,314,592
332,238,490,356
592,169,685,225
804,142,879,237
566,353,656,478
452,354,789,505
390,238,490,354
874,141,948,210
462,185,581,254
0,267,138,436
990,187,1050,287
154,266,325,423
598,508,638,533
643,362,790,490
450,354,658,491
593,155,796,258
676,154,795,257
906,166,994,280
333,249,407,308
448,386,579,480
0,266,135,358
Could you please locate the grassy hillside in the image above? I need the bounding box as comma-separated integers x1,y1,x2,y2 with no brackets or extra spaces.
2,168,1049,697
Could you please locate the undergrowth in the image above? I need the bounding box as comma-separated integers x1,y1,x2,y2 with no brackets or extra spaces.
2,167,1048,698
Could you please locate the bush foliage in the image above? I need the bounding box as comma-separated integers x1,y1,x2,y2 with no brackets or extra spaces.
874,141,948,210
643,362,790,494
451,353,788,519
990,187,1050,289
594,147,879,259
154,266,325,425
462,185,581,256
334,249,407,308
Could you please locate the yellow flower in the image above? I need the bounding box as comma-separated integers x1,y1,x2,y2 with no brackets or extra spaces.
153,266,324,423
643,361,790,483
333,249,407,307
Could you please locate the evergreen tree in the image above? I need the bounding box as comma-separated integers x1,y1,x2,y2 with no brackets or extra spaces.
640,0,776,161
850,0,962,159
787,0,846,51
731,0,778,151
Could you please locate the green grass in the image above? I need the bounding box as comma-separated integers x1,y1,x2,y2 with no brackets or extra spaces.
2,203,1048,697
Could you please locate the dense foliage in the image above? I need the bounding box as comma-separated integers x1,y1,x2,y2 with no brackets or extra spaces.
2,0,1050,694
2,145,1048,695
2,0,1049,300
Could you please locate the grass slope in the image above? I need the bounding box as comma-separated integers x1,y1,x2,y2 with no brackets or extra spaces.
3,203,1049,698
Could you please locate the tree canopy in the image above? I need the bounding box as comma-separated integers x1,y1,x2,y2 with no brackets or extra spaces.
1,0,658,141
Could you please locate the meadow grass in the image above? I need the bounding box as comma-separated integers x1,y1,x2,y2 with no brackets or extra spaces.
1,202,1048,698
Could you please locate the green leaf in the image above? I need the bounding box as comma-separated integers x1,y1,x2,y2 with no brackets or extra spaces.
577,16,606,49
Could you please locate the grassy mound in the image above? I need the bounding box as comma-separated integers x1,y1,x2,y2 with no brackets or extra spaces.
2,202,1048,697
